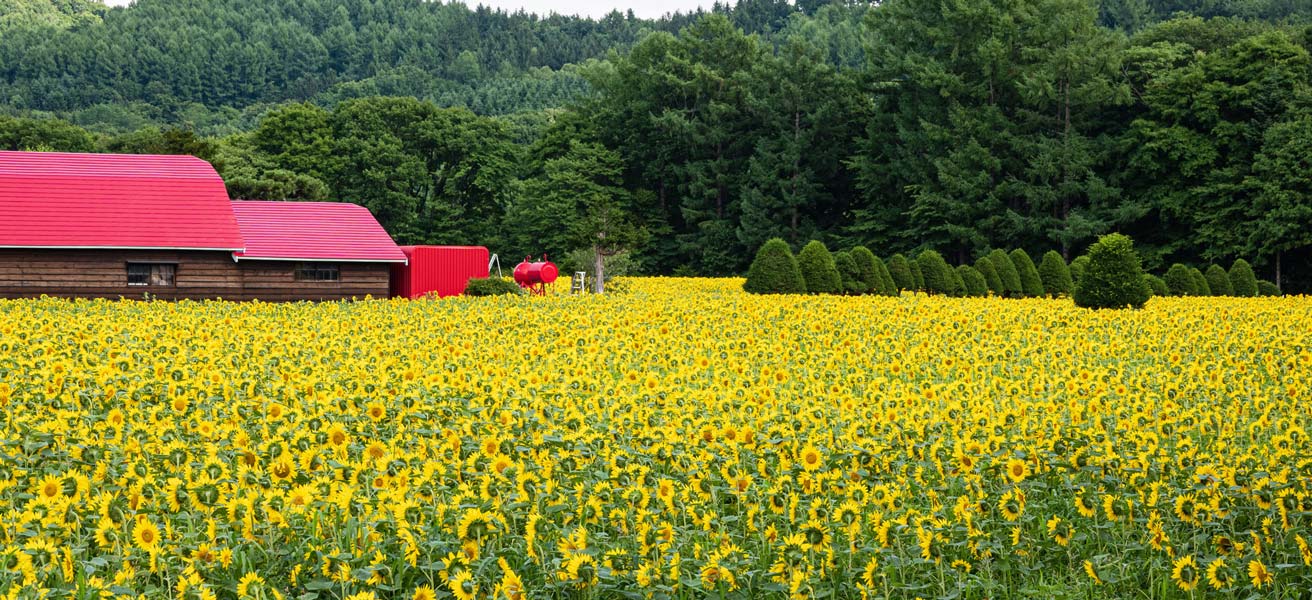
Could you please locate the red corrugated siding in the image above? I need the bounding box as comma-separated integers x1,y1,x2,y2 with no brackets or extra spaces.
231,201,406,263
391,246,489,298
0,151,244,250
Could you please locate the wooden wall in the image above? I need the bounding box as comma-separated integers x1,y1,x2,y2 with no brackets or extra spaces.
0,249,391,301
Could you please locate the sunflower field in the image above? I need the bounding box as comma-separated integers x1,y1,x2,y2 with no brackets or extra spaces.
1,278,1310,599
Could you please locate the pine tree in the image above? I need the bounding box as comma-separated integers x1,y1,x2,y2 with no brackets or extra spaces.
1037,250,1074,296
909,259,925,291
743,238,806,294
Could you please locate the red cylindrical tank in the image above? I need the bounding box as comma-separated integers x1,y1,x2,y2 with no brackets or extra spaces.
513,255,557,294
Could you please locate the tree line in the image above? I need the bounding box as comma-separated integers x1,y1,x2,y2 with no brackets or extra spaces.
2,0,1311,290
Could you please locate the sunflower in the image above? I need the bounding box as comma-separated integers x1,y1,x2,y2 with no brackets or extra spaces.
286,483,316,512
447,570,477,600
1083,560,1102,584
1206,558,1232,590
365,402,387,422
456,507,493,542
798,444,823,472
1102,494,1129,522
34,474,63,503
1046,515,1072,546
496,557,524,600
412,585,436,600
1247,559,1272,589
1171,555,1199,591
132,517,161,552
799,519,831,552
559,553,597,588
1075,492,1097,518
1004,458,1028,483
999,489,1024,521
1172,494,1199,525
269,455,296,483
236,572,264,597
325,423,349,448
727,472,752,495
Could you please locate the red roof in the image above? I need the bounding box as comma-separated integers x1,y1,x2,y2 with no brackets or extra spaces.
231,201,406,263
0,151,245,251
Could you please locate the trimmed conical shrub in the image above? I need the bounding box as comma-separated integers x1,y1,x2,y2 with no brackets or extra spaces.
917,250,955,295
910,259,925,291
1257,280,1281,296
743,238,806,294
850,246,880,293
1010,249,1045,297
1145,274,1169,297
1069,255,1091,286
950,267,967,297
871,255,897,296
1038,251,1074,297
1189,267,1210,296
988,249,1023,297
1205,264,1233,296
797,240,842,294
1229,259,1258,297
1165,264,1195,296
887,254,914,292
958,265,988,297
975,257,1003,295
1073,233,1151,309
835,251,867,295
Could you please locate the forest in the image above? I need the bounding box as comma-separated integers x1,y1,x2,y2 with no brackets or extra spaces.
2,0,1311,290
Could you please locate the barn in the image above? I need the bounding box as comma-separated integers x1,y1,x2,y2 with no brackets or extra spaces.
0,150,407,301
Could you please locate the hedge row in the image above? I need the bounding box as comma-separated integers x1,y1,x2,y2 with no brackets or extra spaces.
743,238,1282,300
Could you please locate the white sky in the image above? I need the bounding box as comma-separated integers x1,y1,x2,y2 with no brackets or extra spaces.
97,0,712,19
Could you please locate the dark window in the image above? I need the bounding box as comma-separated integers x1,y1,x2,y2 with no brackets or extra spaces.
127,263,176,287
295,263,340,282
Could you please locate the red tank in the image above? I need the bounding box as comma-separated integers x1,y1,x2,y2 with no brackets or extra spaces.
513,255,557,295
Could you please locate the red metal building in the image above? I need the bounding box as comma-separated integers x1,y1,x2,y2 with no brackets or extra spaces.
390,245,490,298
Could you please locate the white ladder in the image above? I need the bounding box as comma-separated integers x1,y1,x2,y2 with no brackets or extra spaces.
571,271,588,294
